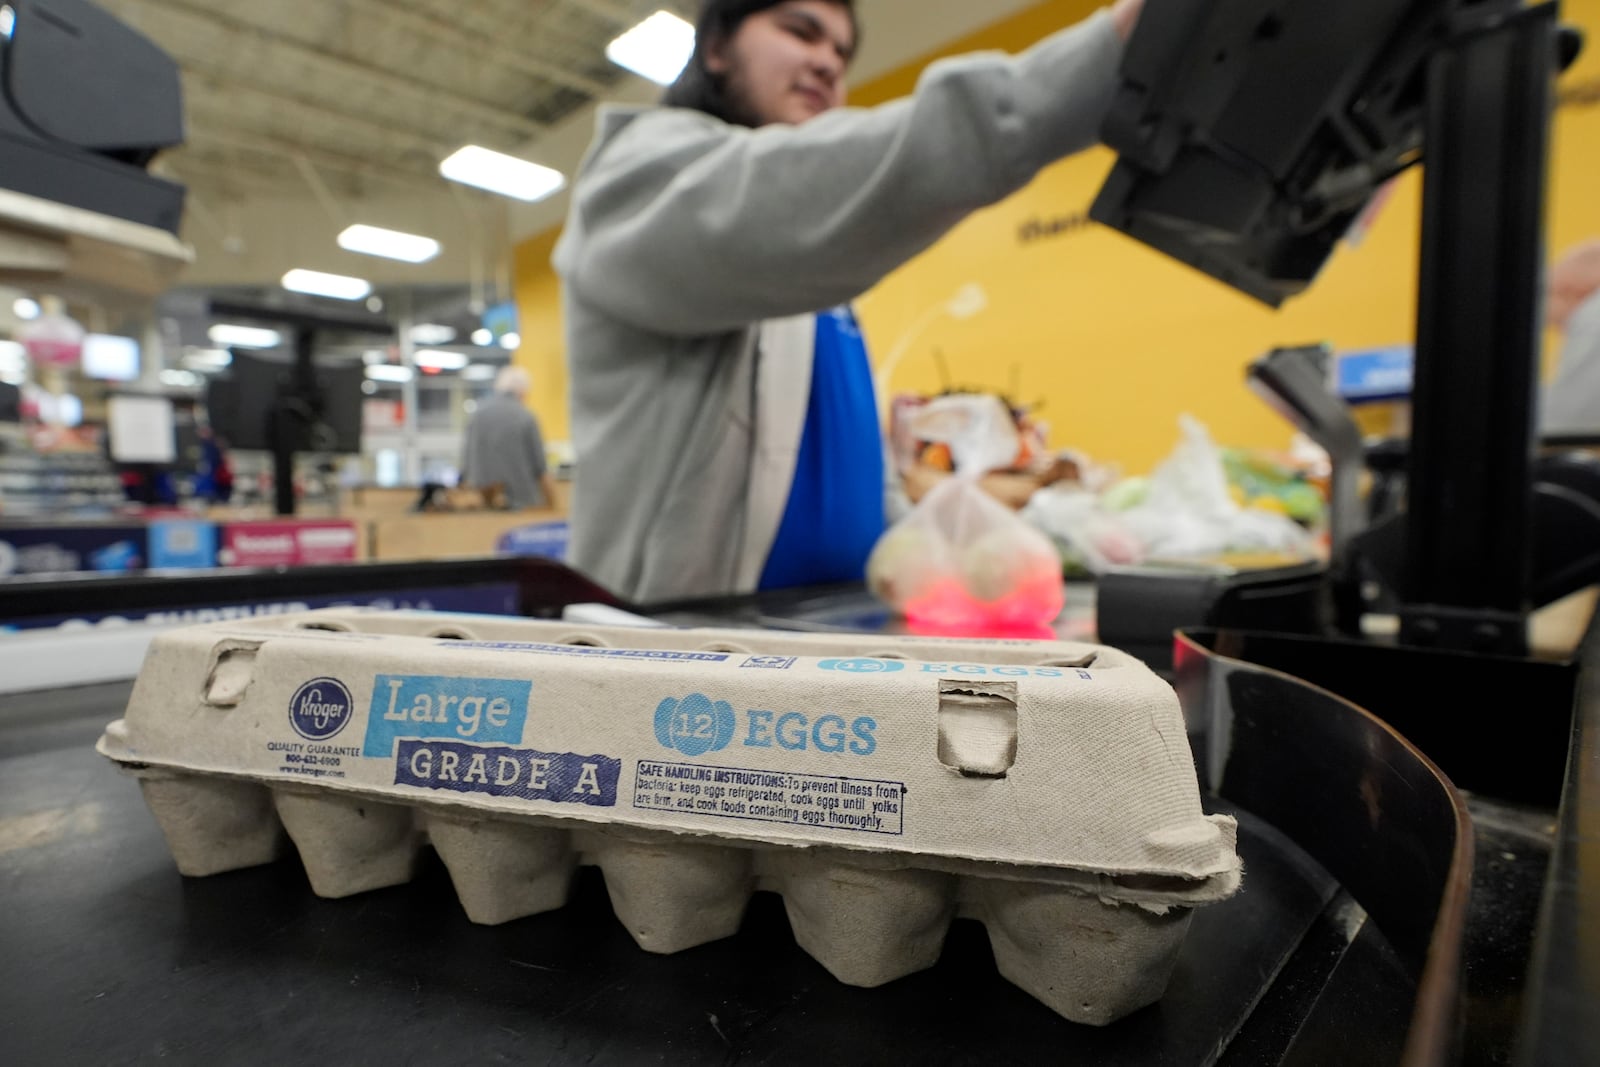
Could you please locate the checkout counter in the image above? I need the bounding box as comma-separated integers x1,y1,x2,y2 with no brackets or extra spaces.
1,0,1596,1063
0,563,1595,1064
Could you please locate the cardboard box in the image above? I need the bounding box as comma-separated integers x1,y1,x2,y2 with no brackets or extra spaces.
100,610,1239,1026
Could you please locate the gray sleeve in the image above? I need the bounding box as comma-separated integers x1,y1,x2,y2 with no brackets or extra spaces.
558,12,1123,336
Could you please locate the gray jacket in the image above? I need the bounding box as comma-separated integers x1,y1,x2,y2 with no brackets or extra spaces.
461,393,550,509
554,11,1124,604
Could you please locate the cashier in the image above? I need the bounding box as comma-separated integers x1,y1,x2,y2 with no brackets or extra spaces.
555,0,1144,602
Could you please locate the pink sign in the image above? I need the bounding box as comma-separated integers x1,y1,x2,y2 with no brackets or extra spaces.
221,521,359,567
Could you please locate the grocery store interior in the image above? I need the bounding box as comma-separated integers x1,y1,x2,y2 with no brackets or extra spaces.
3,0,1599,1063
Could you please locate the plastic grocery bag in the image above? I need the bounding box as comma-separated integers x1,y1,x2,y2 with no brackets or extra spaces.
868,395,1065,627
1020,417,1316,575
1022,487,1147,574
1117,416,1312,559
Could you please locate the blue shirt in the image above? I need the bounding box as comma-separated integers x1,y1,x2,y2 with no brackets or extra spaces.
759,307,886,590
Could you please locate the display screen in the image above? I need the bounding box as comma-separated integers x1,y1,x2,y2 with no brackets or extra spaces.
81,334,141,381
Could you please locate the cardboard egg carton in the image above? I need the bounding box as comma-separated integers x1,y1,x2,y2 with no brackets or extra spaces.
98,609,1241,1026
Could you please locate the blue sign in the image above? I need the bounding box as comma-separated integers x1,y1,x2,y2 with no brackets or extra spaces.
363,675,532,757
482,301,520,340
0,525,147,577
495,521,569,561
148,520,218,570
289,678,354,741
394,740,618,808
1337,345,1413,403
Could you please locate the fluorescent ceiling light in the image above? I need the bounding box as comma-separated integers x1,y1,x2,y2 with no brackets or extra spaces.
410,323,457,345
366,365,414,383
607,10,696,86
499,332,522,351
182,348,233,370
462,364,498,382
12,297,40,321
439,146,565,203
471,328,494,347
0,340,24,375
338,224,441,264
415,349,470,371
159,369,202,388
208,324,281,348
282,268,372,301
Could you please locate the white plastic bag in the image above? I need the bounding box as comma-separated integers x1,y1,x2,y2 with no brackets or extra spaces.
869,395,1064,627
1117,416,1313,560
1022,487,1147,574
1021,418,1315,573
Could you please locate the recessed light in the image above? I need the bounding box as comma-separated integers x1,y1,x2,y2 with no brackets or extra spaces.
440,146,565,202
338,224,442,264
282,268,373,301
607,10,696,86
208,324,281,348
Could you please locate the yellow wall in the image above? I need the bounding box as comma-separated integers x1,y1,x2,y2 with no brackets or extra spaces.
516,0,1600,472
511,228,570,443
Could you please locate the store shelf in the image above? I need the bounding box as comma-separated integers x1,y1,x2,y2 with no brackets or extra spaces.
0,446,123,518
0,186,192,302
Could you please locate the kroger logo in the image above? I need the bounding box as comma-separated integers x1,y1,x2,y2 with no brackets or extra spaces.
289,678,354,741
654,693,737,757
818,657,906,674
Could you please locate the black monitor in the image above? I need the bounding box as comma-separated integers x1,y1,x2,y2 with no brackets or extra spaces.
1090,0,1519,308
205,350,364,454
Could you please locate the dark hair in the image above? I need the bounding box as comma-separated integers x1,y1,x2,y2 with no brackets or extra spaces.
662,0,859,127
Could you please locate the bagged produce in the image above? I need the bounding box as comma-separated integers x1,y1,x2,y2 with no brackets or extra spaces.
870,394,1066,627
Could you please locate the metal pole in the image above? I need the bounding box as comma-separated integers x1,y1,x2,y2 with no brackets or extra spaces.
397,297,420,486
1399,4,1559,656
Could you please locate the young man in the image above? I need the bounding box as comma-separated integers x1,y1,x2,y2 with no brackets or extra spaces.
555,0,1144,603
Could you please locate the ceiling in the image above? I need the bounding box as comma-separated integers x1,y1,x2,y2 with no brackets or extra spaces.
103,0,688,202
91,0,1041,291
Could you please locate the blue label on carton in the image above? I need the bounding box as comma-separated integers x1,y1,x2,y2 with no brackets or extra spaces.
363,675,531,757
394,741,618,807
438,641,730,663
817,657,905,674
289,678,354,741
654,693,738,757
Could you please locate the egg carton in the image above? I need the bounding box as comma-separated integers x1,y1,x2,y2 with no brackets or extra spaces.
98,609,1241,1026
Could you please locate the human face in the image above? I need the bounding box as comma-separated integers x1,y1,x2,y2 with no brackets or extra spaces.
706,2,855,126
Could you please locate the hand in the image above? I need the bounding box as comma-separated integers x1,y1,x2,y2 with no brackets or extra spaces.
1112,0,1145,42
